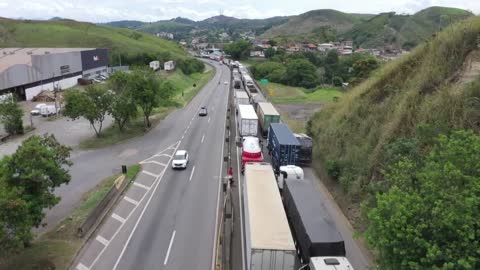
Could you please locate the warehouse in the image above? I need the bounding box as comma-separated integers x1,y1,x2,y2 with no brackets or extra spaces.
0,48,108,101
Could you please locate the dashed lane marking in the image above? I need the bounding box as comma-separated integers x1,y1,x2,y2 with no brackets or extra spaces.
133,182,151,191
201,135,205,143
189,166,196,181
141,170,159,178
112,213,126,224
76,263,89,270
96,235,110,246
164,230,176,265
123,196,139,206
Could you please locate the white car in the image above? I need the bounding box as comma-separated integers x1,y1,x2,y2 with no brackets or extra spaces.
172,150,189,169
30,103,47,115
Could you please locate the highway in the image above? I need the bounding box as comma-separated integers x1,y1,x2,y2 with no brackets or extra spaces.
74,61,230,270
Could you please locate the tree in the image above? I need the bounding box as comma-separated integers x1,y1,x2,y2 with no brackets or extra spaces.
108,72,137,131
250,61,286,82
283,59,319,88
351,58,379,79
264,47,276,59
130,70,175,128
177,58,205,75
366,130,480,270
0,134,72,253
64,85,112,137
267,40,277,46
0,98,24,135
224,40,251,60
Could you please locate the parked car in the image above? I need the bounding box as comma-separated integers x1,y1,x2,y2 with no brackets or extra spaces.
30,103,47,115
172,150,189,169
199,107,208,116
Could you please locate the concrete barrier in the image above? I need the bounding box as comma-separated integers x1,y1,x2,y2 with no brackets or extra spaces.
76,174,127,238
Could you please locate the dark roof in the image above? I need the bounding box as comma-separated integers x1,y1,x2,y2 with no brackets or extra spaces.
285,179,344,244
270,123,300,146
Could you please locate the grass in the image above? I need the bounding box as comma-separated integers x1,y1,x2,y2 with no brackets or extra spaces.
78,69,213,149
0,18,186,60
0,164,141,270
241,58,267,67
259,81,344,103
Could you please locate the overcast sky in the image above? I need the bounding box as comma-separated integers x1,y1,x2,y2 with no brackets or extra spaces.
0,0,478,22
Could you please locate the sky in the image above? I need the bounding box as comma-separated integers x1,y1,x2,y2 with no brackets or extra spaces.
0,0,478,22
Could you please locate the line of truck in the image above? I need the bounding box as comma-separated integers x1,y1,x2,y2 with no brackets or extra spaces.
230,62,354,270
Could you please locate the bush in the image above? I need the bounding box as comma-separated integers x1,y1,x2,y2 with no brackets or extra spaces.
177,58,205,75
0,98,24,135
250,61,286,82
283,59,319,88
332,76,343,86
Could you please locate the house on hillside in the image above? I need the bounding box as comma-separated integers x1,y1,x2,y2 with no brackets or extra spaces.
286,44,300,53
318,43,335,52
155,32,174,40
302,43,317,52
250,50,265,57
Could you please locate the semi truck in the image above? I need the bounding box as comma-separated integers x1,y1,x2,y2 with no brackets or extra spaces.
294,133,313,165
282,179,354,269
235,91,250,113
277,165,304,190
257,102,281,137
241,137,263,171
267,123,300,172
243,163,297,270
237,104,258,137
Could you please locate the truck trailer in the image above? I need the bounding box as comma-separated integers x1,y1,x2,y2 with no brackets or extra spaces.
257,102,281,137
282,179,354,269
294,133,313,165
237,104,259,137
243,163,297,270
235,90,250,113
267,123,300,172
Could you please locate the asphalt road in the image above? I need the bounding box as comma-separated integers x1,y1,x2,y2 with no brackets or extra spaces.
74,61,230,270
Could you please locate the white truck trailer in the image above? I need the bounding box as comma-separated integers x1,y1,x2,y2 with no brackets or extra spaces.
237,104,258,137
243,163,297,270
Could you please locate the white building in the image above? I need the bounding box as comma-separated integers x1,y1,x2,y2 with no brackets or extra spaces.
164,61,175,71
149,61,160,71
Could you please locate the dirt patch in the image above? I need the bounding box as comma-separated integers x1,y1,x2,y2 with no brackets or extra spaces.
457,50,480,84
274,102,323,132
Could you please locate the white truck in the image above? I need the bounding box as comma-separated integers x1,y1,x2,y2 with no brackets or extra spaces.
243,163,297,270
149,61,160,71
235,90,250,113
278,165,304,190
40,105,58,117
237,104,258,137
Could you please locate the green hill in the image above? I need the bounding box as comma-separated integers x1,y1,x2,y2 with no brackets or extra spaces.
341,7,473,49
308,16,480,204
0,18,187,63
261,9,373,41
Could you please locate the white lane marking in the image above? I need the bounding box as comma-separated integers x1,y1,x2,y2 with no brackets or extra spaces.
164,230,176,265
235,101,246,270
201,135,205,143
189,166,196,181
76,263,89,270
111,142,181,270
96,235,110,246
123,196,139,206
141,170,159,178
133,181,151,191
211,71,229,270
208,117,211,123
154,153,172,158
112,213,126,224
148,160,167,166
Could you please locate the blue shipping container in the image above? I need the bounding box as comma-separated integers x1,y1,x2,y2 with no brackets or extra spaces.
268,123,301,171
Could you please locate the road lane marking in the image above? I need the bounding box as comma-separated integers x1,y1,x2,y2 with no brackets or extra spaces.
96,235,109,246
141,170,159,178
189,166,196,181
76,263,89,270
111,141,181,270
208,117,211,123
148,160,167,166
201,135,205,143
154,153,172,158
164,230,176,265
133,182,151,191
123,196,139,206
112,213,126,224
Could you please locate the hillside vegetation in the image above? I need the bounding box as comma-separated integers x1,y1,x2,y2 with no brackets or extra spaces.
261,9,372,41
342,7,473,49
308,16,480,268
0,18,187,63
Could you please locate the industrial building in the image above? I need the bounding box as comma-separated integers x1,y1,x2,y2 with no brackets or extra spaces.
0,48,108,101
